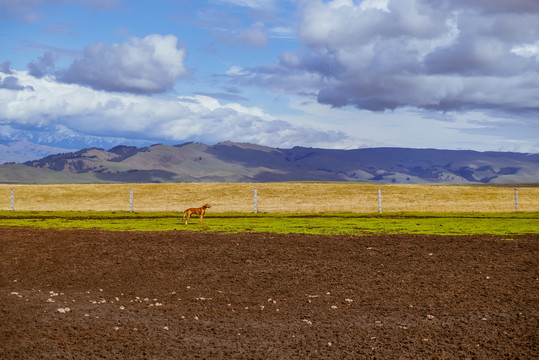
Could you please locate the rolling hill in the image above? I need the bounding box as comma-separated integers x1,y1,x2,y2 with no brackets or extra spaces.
1,141,538,184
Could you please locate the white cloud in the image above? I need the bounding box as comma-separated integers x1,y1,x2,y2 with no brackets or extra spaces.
269,26,294,39
0,70,347,149
511,42,539,61
226,66,249,76
359,0,389,12
60,34,187,94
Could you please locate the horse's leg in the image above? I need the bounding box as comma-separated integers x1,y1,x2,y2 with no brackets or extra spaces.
185,212,190,225
199,214,203,224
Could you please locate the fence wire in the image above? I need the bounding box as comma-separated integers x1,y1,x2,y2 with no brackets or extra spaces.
1,183,538,213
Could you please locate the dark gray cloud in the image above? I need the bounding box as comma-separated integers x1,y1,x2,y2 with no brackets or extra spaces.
0,76,34,91
59,34,187,94
0,61,13,74
27,52,58,78
0,63,33,90
234,0,539,115
443,0,539,14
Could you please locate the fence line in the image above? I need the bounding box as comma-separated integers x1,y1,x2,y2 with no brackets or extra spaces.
378,187,382,213
254,188,258,214
130,188,133,212
0,183,538,213
515,188,519,212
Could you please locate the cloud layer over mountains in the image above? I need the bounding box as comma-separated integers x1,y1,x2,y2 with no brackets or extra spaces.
1,0,538,153
0,69,344,149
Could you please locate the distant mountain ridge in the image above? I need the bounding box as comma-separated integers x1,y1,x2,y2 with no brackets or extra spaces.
1,141,538,184
0,141,74,164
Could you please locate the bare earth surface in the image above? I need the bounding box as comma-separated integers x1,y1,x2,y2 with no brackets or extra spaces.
1,227,537,359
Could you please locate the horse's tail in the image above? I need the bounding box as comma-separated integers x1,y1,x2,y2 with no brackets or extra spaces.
182,210,186,220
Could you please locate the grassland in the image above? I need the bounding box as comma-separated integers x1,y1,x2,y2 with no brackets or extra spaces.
1,183,538,213
1,211,537,236
1,183,537,236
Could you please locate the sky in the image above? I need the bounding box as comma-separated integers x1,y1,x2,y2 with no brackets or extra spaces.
1,0,538,154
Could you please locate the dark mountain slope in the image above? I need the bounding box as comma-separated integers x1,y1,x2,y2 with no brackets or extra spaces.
0,142,537,184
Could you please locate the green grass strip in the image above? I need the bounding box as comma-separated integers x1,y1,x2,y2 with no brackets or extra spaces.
1,211,538,235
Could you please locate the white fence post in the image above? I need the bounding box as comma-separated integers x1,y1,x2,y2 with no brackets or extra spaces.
130,188,133,212
378,187,382,214
515,188,518,213
11,188,14,212
254,188,258,213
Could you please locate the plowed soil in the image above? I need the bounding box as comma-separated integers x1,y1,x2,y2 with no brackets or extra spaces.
1,228,537,359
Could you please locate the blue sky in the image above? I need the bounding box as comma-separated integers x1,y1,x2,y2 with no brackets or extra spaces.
1,0,539,154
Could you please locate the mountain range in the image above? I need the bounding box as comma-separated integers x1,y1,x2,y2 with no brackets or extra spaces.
1,141,538,184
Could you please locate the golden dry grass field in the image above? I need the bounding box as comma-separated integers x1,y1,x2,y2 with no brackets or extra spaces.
0,183,537,213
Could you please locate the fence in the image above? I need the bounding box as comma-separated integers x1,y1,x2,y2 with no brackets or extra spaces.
0,183,538,213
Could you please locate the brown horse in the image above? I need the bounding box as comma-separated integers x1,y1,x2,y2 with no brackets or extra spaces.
182,204,211,225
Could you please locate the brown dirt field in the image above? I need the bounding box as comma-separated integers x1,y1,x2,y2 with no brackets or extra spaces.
1,228,537,359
